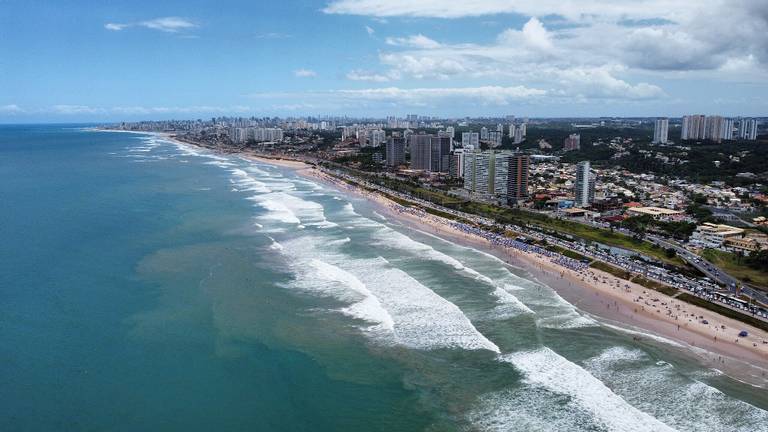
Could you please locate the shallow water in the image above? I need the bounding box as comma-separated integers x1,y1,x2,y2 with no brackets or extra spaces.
1,125,766,431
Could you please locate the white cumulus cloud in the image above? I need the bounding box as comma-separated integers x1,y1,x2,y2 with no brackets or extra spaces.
294,69,318,77
104,17,197,33
385,34,441,49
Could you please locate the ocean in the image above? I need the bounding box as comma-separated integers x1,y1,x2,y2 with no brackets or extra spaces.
1,125,766,431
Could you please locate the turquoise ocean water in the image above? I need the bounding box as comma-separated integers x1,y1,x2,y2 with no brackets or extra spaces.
1,125,766,431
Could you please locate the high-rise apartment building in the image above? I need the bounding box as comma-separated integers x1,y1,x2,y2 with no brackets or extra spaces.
409,134,432,171
445,126,455,146
739,118,758,140
463,151,511,197
706,116,726,143
507,154,530,205
563,134,581,151
653,118,669,144
431,136,452,173
513,128,524,144
386,136,406,167
488,131,503,148
681,115,742,142
575,161,595,208
450,149,465,178
720,118,735,141
369,129,386,147
409,134,450,173
681,115,710,140
462,132,479,148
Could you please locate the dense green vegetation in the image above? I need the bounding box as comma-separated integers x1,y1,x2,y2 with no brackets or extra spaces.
358,172,688,266
502,124,767,184
701,249,768,289
546,244,590,261
590,261,632,279
334,167,768,331
622,215,696,240
632,277,678,296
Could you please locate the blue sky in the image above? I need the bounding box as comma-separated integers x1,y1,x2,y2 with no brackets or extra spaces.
1,0,767,122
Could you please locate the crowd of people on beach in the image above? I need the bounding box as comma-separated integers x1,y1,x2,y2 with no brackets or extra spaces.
287,165,768,357
317,167,768,322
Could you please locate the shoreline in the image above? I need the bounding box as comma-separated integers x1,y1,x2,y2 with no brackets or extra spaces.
104,129,768,388
275,158,768,388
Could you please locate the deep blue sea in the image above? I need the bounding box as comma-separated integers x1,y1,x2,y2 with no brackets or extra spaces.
1,125,766,431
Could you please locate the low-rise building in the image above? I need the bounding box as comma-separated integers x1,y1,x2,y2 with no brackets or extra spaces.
625,206,684,221
723,237,762,255
690,223,745,249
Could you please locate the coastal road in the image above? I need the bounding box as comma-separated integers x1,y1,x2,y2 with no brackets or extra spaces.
648,235,768,306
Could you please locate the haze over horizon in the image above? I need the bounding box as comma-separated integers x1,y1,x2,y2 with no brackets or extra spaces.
2,0,767,122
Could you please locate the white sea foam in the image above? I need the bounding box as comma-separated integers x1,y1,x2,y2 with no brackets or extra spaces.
244,191,337,228
583,346,768,431
304,259,395,331
500,347,676,432
345,256,501,352
257,198,301,224
267,237,283,251
373,227,538,319
372,211,387,220
327,237,351,246
281,238,499,352
407,226,541,290
600,322,685,348
340,202,358,216
374,228,491,282
229,168,271,194
469,387,605,431
243,165,274,177
491,286,535,317
205,160,236,168
520,284,600,330
172,141,204,157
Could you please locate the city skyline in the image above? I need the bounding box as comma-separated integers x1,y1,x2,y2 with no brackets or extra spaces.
2,0,768,122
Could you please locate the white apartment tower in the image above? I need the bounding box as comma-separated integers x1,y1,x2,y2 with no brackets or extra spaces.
653,118,669,144
574,161,595,208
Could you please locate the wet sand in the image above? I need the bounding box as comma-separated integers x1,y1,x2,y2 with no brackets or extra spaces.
291,163,768,388
154,137,768,388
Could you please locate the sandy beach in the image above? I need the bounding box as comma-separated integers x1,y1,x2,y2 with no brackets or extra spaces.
154,133,768,388
277,160,768,388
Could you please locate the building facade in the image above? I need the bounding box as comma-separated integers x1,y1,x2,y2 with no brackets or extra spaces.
653,118,669,144
409,134,450,173
386,136,405,167
563,134,581,151
463,151,512,198
507,154,530,204
574,161,595,207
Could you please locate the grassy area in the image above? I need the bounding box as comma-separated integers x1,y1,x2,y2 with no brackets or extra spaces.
590,261,633,279
354,171,684,267
701,249,768,289
546,244,590,262
558,222,685,266
677,293,768,333
631,277,678,296
337,169,768,332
